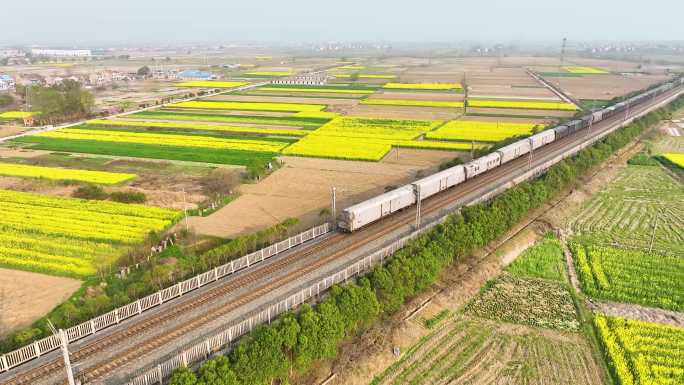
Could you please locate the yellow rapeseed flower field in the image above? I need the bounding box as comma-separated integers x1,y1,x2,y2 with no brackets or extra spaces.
361,99,464,108
256,87,374,94
426,120,541,142
282,117,467,161
174,81,248,88
36,128,290,152
468,99,578,111
383,82,463,91
0,163,136,185
663,153,684,168
87,119,309,137
169,101,326,112
0,189,179,278
563,66,610,74
0,111,35,119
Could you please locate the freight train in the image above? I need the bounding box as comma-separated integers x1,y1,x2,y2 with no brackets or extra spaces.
338,77,684,232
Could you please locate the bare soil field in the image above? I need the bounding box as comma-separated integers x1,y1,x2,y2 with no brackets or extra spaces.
0,147,51,158
0,125,30,139
0,268,81,338
546,73,672,100
468,84,559,99
186,149,456,237
345,104,463,120
458,115,551,125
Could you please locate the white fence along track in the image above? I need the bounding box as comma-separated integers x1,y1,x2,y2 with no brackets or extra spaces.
0,223,331,373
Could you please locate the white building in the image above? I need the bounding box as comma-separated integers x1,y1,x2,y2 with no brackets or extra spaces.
31,49,92,57
0,74,16,91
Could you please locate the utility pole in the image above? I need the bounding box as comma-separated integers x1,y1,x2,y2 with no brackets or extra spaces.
48,321,76,385
331,186,337,230
463,71,468,115
182,188,189,232
413,184,421,229
560,37,567,65
528,139,534,170
624,103,630,123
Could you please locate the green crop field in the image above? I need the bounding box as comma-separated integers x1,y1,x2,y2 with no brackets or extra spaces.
504,235,566,282
13,137,276,166
572,243,684,312
370,237,601,385
595,315,684,385
569,165,684,255
132,111,330,129
465,236,579,331
370,316,601,385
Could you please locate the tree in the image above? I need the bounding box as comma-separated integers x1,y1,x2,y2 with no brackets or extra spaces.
197,356,238,385
169,367,198,385
0,94,13,107
137,65,151,77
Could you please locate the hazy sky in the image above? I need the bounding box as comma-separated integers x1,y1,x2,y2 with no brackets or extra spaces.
3,0,683,45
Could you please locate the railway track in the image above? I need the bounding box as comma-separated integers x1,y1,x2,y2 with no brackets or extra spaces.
3,86,682,385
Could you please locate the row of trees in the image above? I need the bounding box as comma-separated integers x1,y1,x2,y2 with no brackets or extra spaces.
168,94,684,385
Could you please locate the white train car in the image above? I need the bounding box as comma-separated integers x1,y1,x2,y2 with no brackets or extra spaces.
338,185,415,231
464,152,502,179
497,140,531,164
592,110,604,123
528,129,556,150
413,165,466,200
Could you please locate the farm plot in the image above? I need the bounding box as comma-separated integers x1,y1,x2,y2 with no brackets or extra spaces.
382,82,462,91
168,101,326,113
468,99,578,111
174,81,248,88
13,128,283,165
128,111,331,129
662,152,684,168
594,315,684,385
568,165,684,254
85,119,310,137
0,162,136,185
281,117,474,161
0,111,34,120
465,235,579,331
464,274,579,331
425,120,541,142
563,66,610,74
361,99,464,108
0,189,179,278
370,316,602,385
25,128,289,152
571,243,684,312
253,84,377,95
243,71,293,77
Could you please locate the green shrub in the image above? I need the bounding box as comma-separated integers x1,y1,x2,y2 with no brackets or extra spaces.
110,191,147,204
72,184,108,200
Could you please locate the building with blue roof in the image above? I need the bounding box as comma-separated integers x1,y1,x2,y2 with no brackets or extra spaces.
177,70,214,80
